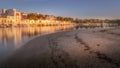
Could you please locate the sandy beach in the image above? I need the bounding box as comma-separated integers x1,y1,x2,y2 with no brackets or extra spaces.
0,27,120,68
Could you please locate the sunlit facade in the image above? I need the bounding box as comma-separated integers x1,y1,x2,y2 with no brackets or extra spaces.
0,8,74,27
0,9,22,26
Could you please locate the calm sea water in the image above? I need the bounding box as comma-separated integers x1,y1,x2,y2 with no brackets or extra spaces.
0,25,118,62
0,25,74,61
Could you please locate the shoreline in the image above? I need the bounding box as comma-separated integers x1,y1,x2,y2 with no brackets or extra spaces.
0,27,120,68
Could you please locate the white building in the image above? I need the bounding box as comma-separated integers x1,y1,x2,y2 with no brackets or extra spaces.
0,8,22,26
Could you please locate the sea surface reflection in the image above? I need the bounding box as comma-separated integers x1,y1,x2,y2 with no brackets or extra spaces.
0,25,74,61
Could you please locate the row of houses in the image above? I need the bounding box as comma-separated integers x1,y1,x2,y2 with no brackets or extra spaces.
0,9,74,27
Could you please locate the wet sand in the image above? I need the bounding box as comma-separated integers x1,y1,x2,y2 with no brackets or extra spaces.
0,28,120,68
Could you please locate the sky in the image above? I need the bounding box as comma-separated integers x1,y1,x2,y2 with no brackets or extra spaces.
0,0,120,19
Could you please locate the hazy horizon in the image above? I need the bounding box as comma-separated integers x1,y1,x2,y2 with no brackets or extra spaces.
0,0,120,19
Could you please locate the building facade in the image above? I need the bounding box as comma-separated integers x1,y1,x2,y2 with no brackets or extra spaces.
0,9,73,27
0,9,25,26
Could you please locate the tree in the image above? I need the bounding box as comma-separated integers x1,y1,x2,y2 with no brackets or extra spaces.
27,13,38,20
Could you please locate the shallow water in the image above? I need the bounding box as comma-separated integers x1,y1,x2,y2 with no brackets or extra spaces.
0,25,74,61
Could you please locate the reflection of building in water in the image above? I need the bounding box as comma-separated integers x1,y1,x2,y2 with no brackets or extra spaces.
13,28,22,48
0,28,22,49
0,28,14,49
0,26,74,49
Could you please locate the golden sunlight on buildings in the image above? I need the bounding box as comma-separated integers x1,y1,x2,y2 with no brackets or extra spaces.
0,9,74,27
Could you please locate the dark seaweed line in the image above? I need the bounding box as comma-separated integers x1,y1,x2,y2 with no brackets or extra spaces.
99,29,120,36
94,51,120,67
74,33,120,67
74,33,90,51
48,37,60,68
107,32,120,36
48,35,79,68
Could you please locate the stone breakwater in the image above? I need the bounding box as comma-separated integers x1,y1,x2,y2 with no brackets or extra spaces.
0,28,120,68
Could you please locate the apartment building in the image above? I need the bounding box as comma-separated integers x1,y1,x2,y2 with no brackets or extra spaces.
0,9,25,26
